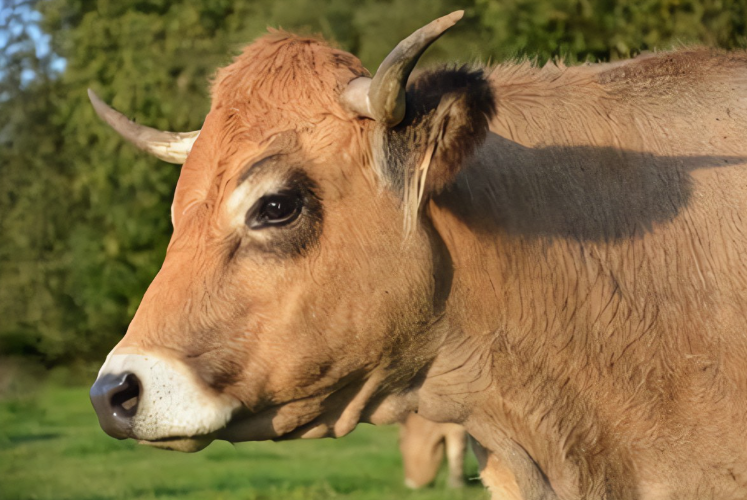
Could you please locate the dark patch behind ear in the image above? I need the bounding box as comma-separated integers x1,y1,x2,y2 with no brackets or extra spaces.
385,66,497,196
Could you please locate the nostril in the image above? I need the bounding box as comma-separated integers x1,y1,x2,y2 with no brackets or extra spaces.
90,372,142,439
111,373,140,418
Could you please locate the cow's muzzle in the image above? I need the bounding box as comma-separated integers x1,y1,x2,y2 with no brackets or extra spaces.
90,372,141,439
90,351,240,450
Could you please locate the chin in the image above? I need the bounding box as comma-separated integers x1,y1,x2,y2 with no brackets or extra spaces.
138,436,214,453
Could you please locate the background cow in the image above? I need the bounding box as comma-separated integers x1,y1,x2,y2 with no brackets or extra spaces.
88,11,747,500
399,413,467,489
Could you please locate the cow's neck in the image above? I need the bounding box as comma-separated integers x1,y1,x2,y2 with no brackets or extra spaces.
411,58,747,498
418,202,617,499
418,133,669,498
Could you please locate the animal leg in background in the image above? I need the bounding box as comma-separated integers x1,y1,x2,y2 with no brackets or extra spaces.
399,412,467,489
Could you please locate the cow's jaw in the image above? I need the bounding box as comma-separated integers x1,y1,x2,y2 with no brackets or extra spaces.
91,349,241,451
216,369,417,442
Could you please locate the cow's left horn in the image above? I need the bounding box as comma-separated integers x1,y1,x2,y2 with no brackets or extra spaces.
87,89,200,164
341,11,463,127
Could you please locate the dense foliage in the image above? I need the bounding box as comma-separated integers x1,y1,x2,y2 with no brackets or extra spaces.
1,0,745,364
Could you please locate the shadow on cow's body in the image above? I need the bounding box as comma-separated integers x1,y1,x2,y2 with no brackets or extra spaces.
88,12,747,500
441,134,745,242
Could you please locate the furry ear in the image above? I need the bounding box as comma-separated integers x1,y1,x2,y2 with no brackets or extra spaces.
380,66,496,222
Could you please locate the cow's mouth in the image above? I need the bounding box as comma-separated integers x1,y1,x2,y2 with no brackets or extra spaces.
137,435,215,453
133,411,334,450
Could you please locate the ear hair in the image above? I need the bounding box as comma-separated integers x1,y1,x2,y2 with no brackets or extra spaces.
383,65,496,233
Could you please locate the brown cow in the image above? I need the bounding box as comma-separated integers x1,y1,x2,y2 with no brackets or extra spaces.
89,11,747,499
399,413,467,489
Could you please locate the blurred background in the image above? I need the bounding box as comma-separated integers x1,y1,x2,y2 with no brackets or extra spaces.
0,1,745,499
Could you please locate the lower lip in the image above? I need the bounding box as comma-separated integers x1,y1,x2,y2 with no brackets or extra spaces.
138,436,214,453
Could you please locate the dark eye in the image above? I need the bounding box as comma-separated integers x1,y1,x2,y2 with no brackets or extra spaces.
248,192,303,229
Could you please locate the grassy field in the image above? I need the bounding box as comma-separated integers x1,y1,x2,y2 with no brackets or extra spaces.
0,378,485,500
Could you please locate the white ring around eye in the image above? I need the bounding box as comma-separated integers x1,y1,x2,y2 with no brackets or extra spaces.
225,177,286,230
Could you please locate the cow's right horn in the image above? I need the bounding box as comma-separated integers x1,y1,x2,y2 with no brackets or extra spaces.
88,89,200,164
341,11,463,127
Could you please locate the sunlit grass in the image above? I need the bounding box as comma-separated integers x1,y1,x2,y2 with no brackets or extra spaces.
0,380,485,500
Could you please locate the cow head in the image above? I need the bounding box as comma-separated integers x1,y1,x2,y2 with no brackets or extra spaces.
89,11,495,452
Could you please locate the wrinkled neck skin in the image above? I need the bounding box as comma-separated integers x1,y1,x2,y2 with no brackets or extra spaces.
404,57,747,500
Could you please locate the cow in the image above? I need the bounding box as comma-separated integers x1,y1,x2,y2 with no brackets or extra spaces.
399,413,467,489
88,10,747,500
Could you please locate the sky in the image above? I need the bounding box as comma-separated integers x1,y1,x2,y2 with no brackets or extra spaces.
0,1,66,86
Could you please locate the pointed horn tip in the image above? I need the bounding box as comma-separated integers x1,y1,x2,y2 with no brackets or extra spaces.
444,10,464,24
410,11,464,39
427,10,463,31
87,88,114,123
87,88,102,105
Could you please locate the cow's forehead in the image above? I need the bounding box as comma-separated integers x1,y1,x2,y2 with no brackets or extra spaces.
211,31,369,127
171,33,371,228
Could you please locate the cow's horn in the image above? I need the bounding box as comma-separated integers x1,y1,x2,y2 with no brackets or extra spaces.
87,89,200,164
342,11,463,126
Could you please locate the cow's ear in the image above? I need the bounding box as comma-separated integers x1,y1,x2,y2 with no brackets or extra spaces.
382,66,496,206
412,67,496,194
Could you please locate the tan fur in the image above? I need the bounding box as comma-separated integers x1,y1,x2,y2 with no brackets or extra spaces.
422,49,747,499
98,31,747,500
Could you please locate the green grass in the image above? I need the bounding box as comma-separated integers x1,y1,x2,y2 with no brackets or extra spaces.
0,381,485,500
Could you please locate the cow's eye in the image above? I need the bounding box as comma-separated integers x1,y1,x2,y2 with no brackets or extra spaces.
248,192,303,229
